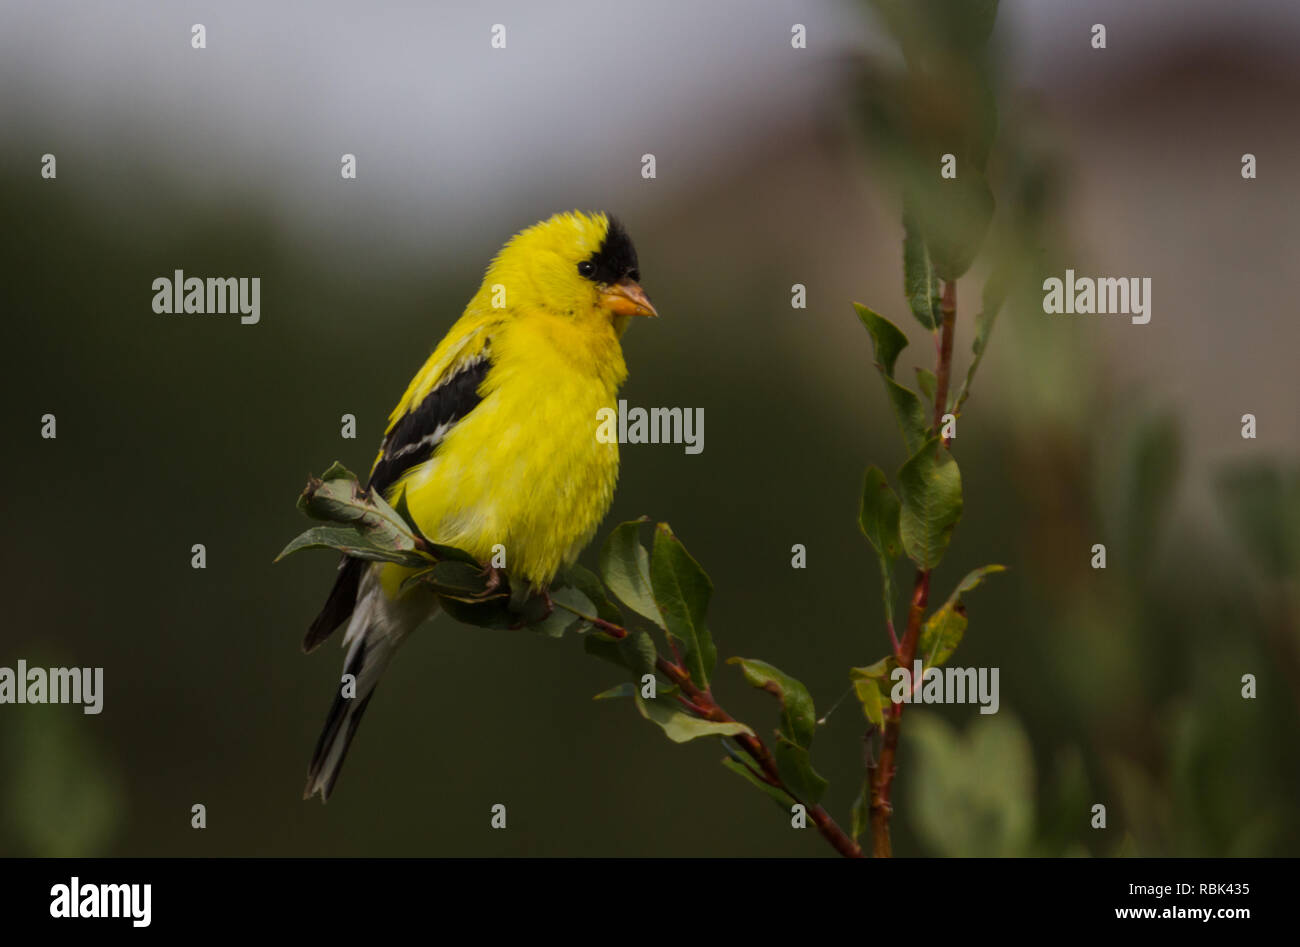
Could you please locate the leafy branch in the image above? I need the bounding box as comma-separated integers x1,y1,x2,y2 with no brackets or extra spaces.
854,281,1004,856
279,469,863,857
848,0,1009,856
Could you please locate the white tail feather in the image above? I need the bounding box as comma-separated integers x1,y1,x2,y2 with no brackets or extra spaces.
304,567,436,801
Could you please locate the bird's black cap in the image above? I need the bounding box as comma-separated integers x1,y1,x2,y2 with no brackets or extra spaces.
583,216,640,284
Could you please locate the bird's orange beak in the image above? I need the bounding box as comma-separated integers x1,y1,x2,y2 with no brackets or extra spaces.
599,279,658,318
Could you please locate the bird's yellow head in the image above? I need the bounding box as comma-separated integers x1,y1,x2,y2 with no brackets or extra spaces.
478,211,657,330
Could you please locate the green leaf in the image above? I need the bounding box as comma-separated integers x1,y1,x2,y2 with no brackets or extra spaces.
649,524,717,688
275,526,431,567
296,466,399,533
599,520,665,627
898,437,963,569
729,657,817,748
851,655,899,727
282,464,432,567
721,757,797,812
859,466,903,559
854,303,930,453
528,587,595,638
425,560,491,598
851,778,871,841
954,243,1012,415
976,263,1010,349
366,532,552,631
915,367,937,405
908,170,996,282
854,303,908,377
920,565,1005,667
773,734,829,805
883,376,931,456
919,604,967,670
399,565,436,594
593,682,636,700
903,208,940,331
633,692,752,744
401,559,499,597
426,542,480,565
951,563,1006,598
851,655,899,686
437,594,517,630
584,628,659,681
318,460,357,484
561,564,624,625
860,466,902,628
852,676,887,729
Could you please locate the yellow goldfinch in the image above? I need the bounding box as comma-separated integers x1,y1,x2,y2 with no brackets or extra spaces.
301,210,656,801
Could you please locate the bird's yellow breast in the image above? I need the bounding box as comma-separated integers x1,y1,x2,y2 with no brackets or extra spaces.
393,307,627,587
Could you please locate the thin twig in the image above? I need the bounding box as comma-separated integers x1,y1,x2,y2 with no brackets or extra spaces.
579,607,863,858
652,654,864,858
868,278,957,857
933,280,958,441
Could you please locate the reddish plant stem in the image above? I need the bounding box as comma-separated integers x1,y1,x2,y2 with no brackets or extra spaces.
585,611,862,858
933,281,958,436
652,655,864,858
869,570,930,856
868,278,958,858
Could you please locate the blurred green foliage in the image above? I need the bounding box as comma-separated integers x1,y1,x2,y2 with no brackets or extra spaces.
4,704,123,856
906,711,1034,857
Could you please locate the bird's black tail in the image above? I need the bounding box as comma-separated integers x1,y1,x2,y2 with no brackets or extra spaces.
303,609,401,802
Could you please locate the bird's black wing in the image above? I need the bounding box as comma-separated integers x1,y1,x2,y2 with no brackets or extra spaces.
302,554,365,653
367,351,493,498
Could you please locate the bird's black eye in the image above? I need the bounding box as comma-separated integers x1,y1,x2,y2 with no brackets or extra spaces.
577,260,595,278
628,268,640,282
